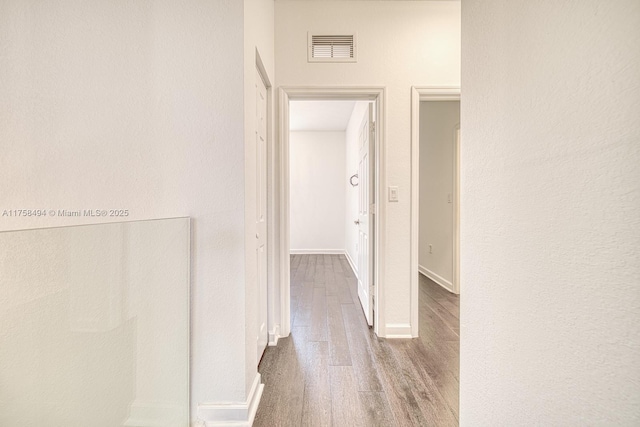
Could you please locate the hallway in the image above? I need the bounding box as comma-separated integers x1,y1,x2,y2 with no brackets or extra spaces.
254,254,459,426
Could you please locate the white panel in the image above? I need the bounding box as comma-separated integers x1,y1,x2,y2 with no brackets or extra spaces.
345,102,370,275
0,218,190,426
356,105,373,325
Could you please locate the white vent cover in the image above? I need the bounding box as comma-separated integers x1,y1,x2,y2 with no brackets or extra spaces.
308,33,357,63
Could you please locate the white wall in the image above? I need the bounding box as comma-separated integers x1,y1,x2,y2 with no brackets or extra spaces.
0,0,275,423
275,0,461,334
419,101,459,290
345,101,371,273
290,131,346,252
461,1,640,424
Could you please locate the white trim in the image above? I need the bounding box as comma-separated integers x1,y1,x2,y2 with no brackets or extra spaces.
385,323,412,339
268,325,280,346
257,50,280,364
290,249,345,255
278,86,386,338
453,126,461,297
344,249,358,279
410,86,461,338
278,88,292,338
418,265,454,293
197,373,264,426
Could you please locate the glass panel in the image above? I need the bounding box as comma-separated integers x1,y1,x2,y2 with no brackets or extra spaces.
0,218,190,426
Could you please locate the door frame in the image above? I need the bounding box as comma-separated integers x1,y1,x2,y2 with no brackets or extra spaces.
410,86,460,337
255,61,270,361
278,86,386,338
255,51,278,351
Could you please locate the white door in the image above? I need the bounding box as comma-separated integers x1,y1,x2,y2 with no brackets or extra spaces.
256,69,268,361
357,104,375,326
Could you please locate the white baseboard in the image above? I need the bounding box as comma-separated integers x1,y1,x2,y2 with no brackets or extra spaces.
418,264,454,293
197,373,264,426
385,323,413,339
344,250,358,278
290,249,345,255
268,325,280,346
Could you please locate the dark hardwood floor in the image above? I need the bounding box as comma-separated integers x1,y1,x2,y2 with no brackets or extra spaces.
254,254,459,426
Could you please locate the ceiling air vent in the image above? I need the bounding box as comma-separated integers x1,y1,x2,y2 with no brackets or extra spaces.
308,33,357,63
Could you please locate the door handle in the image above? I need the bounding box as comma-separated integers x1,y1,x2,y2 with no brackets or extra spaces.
354,220,360,225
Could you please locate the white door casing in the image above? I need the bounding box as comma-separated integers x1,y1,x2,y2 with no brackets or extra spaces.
277,86,385,338
357,104,375,326
453,126,460,299
256,69,268,361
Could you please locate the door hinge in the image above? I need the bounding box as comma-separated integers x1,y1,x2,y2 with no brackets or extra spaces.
370,203,376,213
370,122,376,133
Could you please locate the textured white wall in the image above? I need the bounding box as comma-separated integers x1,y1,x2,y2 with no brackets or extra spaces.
345,102,370,273
0,0,261,421
275,0,461,333
461,0,640,424
419,101,459,288
290,131,346,252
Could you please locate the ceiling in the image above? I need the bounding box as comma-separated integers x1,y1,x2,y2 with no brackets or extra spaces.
289,100,356,131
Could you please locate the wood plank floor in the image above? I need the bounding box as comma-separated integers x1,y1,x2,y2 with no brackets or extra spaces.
254,254,459,426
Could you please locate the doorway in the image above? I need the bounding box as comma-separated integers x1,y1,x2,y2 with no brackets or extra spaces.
410,87,461,418
410,86,460,336
277,87,386,338
419,100,459,292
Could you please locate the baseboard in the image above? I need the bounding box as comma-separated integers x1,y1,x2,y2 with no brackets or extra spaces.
385,323,413,339
418,264,454,293
268,325,280,346
290,249,345,255
344,250,358,278
196,373,264,426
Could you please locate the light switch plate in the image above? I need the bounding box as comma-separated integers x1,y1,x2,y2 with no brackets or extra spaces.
388,186,399,202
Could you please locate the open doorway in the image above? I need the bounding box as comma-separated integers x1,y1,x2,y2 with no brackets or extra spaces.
288,99,375,328
277,87,385,339
410,86,461,419
418,100,460,294
410,86,461,336
289,100,375,330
